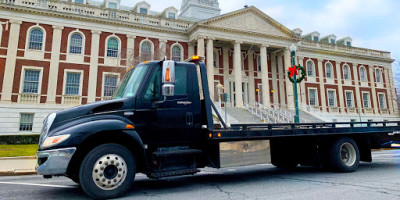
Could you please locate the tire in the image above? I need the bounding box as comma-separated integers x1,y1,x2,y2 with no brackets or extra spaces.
79,143,136,199
327,137,360,172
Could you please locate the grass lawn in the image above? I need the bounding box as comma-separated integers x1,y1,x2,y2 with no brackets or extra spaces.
0,144,38,157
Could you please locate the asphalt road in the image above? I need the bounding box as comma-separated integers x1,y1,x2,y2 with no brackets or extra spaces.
0,150,399,200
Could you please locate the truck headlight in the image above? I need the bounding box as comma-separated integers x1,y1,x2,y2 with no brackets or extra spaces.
41,134,70,149
40,113,57,143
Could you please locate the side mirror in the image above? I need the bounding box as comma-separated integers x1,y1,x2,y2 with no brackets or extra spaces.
162,60,175,97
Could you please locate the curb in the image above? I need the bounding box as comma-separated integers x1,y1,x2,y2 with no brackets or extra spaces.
0,170,37,176
0,156,36,160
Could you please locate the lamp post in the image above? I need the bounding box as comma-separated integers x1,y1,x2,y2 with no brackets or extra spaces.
290,44,300,123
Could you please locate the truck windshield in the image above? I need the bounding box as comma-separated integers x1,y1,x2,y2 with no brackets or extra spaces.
112,65,148,99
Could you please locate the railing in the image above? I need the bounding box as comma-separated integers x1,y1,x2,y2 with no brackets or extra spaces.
244,102,275,123
19,93,39,104
0,0,193,31
363,108,373,114
300,103,333,122
63,95,81,105
214,101,238,126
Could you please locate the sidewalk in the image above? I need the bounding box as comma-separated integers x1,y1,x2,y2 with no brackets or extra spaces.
0,156,37,176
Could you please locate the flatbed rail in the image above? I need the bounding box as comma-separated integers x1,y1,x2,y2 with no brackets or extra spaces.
209,121,400,141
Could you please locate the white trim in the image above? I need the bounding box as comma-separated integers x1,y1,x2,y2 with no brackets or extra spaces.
326,89,337,107
359,65,367,82
375,68,383,83
62,69,84,99
25,25,46,51
308,87,318,106
101,72,120,98
325,61,333,79
344,90,354,108
306,59,315,77
377,92,387,109
104,34,121,58
342,64,351,80
0,23,2,48
361,91,371,108
67,30,86,55
18,66,43,103
18,112,35,133
139,39,154,60
170,42,184,62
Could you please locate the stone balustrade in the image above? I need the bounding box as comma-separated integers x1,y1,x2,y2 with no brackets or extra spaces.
19,93,39,104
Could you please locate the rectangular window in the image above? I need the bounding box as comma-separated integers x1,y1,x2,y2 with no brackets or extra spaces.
330,39,335,44
104,75,118,97
168,13,176,19
65,72,81,95
378,94,386,109
174,66,187,96
108,2,117,9
362,93,370,108
140,8,148,14
23,70,40,93
74,0,84,4
313,36,319,42
328,90,335,107
346,41,351,46
309,89,317,106
19,113,34,132
346,91,353,108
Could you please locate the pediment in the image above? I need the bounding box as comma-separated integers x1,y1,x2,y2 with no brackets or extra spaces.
200,7,298,39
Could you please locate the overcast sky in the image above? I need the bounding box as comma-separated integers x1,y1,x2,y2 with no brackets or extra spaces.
122,0,400,72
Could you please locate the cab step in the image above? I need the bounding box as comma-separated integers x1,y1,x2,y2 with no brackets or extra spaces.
149,168,200,179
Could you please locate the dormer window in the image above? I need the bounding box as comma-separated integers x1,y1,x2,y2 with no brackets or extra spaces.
108,2,117,9
313,36,319,42
140,8,148,14
330,39,335,44
74,0,84,4
346,41,351,46
168,13,176,19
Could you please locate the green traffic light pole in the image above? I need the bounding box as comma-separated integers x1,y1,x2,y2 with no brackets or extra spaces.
291,44,300,123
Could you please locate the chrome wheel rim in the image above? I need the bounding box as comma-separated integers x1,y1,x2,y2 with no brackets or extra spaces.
340,142,356,166
92,154,127,190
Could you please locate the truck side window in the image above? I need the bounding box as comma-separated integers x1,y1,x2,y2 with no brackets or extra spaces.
174,66,187,96
144,68,161,100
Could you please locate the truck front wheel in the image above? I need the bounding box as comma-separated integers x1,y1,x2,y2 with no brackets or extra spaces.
79,143,136,199
328,137,360,172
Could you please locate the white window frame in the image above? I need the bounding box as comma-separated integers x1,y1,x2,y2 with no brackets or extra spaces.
168,12,176,19
25,25,46,51
0,23,2,48
345,90,354,108
359,66,367,82
105,35,121,58
67,30,86,55
375,68,382,83
308,87,318,106
139,39,154,61
327,89,336,107
325,62,333,79
170,43,184,62
73,0,86,4
63,69,83,97
361,91,371,108
306,59,315,77
19,66,43,97
102,72,120,98
378,92,387,109
343,64,351,80
19,113,35,132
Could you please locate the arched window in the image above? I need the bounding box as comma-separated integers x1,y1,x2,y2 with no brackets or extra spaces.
29,29,44,50
69,33,83,54
325,62,333,78
359,66,367,82
171,45,181,62
107,38,119,57
140,41,152,61
375,69,382,83
343,64,350,80
306,60,315,76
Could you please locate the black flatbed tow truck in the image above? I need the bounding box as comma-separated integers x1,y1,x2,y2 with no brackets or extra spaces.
35,56,400,199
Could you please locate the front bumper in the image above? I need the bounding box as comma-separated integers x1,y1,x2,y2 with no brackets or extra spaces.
36,147,76,175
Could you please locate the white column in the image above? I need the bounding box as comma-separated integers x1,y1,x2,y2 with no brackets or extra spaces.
352,63,362,114
384,67,393,114
387,67,398,115
336,62,345,113
271,53,278,105
206,38,214,101
1,20,21,102
126,35,135,67
248,50,255,104
188,42,195,59
298,57,306,104
197,36,205,57
159,39,167,60
222,47,230,106
284,49,294,109
369,66,379,114
317,59,326,111
46,25,64,103
260,44,270,107
87,30,101,103
234,41,243,107
277,52,286,107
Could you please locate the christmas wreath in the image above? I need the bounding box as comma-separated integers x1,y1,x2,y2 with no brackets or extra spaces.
287,65,306,83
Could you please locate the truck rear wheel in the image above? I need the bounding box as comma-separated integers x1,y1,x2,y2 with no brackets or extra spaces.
327,137,360,172
79,143,136,199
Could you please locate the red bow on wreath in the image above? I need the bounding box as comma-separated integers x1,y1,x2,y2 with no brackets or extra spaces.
288,65,299,77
